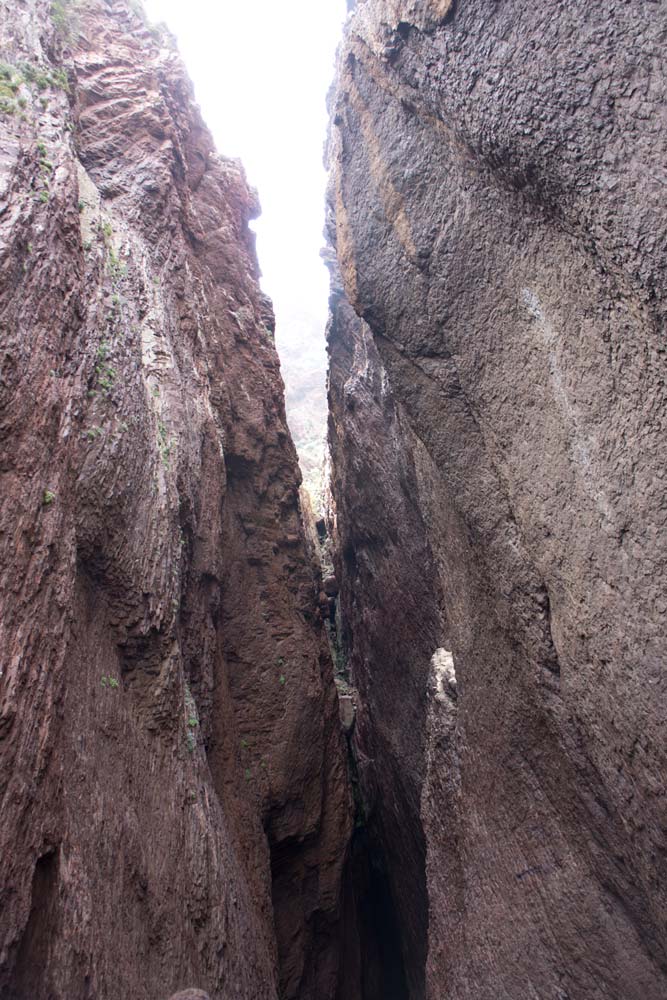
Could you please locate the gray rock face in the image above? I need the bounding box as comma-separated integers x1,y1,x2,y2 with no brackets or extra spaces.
0,2,352,999
327,1,667,997
327,266,445,996
167,992,210,1000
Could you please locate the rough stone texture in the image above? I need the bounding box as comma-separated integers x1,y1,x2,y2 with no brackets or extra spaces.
0,2,352,999
167,992,210,1000
327,1,667,998
327,265,445,998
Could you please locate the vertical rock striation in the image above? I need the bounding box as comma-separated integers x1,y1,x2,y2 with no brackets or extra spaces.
327,259,444,999
327,1,667,998
0,2,351,998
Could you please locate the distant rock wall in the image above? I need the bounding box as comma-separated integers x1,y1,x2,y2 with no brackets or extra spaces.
326,1,667,998
0,3,351,998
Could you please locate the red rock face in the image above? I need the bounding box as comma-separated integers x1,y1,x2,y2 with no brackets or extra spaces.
0,3,351,999
327,1,667,998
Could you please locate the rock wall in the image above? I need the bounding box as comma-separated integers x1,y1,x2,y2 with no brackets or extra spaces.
327,1,667,998
0,2,352,999
327,261,444,998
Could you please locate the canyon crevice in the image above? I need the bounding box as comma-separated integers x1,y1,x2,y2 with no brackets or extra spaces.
1,1,666,999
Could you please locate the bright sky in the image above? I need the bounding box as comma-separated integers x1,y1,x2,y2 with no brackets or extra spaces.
143,0,347,345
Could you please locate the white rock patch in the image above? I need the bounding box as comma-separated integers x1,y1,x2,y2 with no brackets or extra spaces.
431,648,456,704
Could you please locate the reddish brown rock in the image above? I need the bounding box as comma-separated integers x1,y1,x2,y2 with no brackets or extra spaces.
327,1,667,998
0,2,352,999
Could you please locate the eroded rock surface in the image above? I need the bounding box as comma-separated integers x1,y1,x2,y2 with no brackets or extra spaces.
327,263,444,999
327,1,667,998
167,992,211,1000
0,2,351,999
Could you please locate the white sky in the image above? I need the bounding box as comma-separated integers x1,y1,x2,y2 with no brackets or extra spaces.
143,0,347,337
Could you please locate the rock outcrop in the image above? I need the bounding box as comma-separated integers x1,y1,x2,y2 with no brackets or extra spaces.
327,1,667,998
0,2,352,999
327,262,444,999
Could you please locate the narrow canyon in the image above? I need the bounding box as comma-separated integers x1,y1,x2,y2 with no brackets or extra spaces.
0,1,665,999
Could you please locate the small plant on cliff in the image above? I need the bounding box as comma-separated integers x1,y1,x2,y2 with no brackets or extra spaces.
101,223,128,283
0,62,18,85
51,68,70,92
107,248,127,282
94,341,117,396
20,61,70,94
157,419,173,469
279,674,286,687
96,363,116,395
0,63,21,115
42,489,56,506
50,0,81,42
32,71,50,92
101,675,119,689
33,140,53,203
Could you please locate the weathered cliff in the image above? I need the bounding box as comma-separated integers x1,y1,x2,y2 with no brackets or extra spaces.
327,1,667,998
327,260,445,999
0,2,352,998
